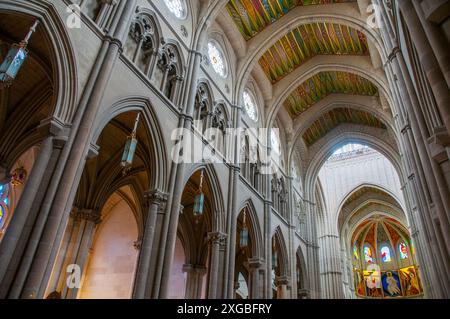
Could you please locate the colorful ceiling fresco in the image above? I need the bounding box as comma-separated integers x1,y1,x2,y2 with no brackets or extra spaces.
286,71,379,118
260,23,368,83
226,0,357,40
302,107,386,146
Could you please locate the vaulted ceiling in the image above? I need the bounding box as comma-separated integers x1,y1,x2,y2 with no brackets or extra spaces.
224,0,392,153
285,71,379,118
302,107,387,146
352,216,410,251
226,0,357,40
259,23,368,83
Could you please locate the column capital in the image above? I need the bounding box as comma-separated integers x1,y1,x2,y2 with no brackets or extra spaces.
70,207,101,224
275,275,290,286
247,257,264,269
144,189,168,207
207,231,227,244
182,264,207,275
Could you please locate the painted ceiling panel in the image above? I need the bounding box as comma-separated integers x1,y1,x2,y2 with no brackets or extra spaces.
260,23,368,83
226,0,357,40
302,107,386,146
286,71,378,118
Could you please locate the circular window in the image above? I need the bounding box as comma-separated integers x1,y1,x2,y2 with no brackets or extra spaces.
164,0,186,19
208,41,227,78
243,90,258,122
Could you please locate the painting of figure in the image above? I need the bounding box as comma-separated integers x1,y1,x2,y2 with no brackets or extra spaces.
354,270,365,296
382,271,402,297
400,267,421,296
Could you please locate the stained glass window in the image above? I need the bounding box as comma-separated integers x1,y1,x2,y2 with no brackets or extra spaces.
164,0,186,19
399,242,408,259
381,246,391,263
208,41,227,78
243,90,258,121
364,246,374,263
0,184,9,206
353,245,359,260
0,184,8,228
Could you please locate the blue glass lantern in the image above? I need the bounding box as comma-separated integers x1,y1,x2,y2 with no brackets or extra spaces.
121,113,141,173
272,250,278,269
0,20,39,88
121,136,138,168
239,209,248,248
193,192,204,216
239,227,248,248
193,170,205,216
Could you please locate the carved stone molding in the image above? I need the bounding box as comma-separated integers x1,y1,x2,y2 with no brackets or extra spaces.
144,189,168,209
70,207,101,224
207,231,227,245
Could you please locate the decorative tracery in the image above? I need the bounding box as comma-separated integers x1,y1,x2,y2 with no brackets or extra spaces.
208,41,227,78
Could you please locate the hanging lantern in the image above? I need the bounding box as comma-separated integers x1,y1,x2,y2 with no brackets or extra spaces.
0,20,39,89
239,209,248,248
272,239,278,269
10,166,27,186
121,113,141,174
193,170,205,216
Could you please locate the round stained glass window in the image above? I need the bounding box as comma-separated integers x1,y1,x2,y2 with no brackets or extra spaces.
164,0,186,19
208,41,227,78
243,90,258,122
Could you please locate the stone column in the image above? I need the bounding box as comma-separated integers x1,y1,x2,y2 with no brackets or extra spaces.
305,200,320,299
133,190,168,299
412,0,450,87
207,231,226,299
224,105,243,298
318,233,344,299
183,264,207,299
398,0,450,137
18,0,138,299
64,209,100,299
275,276,290,299
0,118,64,298
156,49,204,299
248,258,263,299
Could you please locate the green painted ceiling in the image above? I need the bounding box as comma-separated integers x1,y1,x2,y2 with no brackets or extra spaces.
226,0,357,40
260,22,368,83
285,71,379,118
302,107,386,146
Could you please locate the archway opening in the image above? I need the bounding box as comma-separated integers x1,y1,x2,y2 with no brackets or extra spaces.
78,187,139,299
170,169,217,299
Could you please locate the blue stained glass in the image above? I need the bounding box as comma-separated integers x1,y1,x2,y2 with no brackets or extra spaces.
0,205,4,227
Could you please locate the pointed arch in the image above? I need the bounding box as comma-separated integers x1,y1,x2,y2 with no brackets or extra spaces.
238,199,263,258
182,164,226,233
272,226,289,277
91,96,168,192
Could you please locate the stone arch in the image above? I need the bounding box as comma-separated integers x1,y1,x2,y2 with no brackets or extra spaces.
238,199,263,259
272,226,289,278
290,96,395,146
91,96,168,192
182,164,226,233
234,6,388,103
266,65,391,131
123,8,162,76
0,0,78,123
303,130,403,204
296,245,308,291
